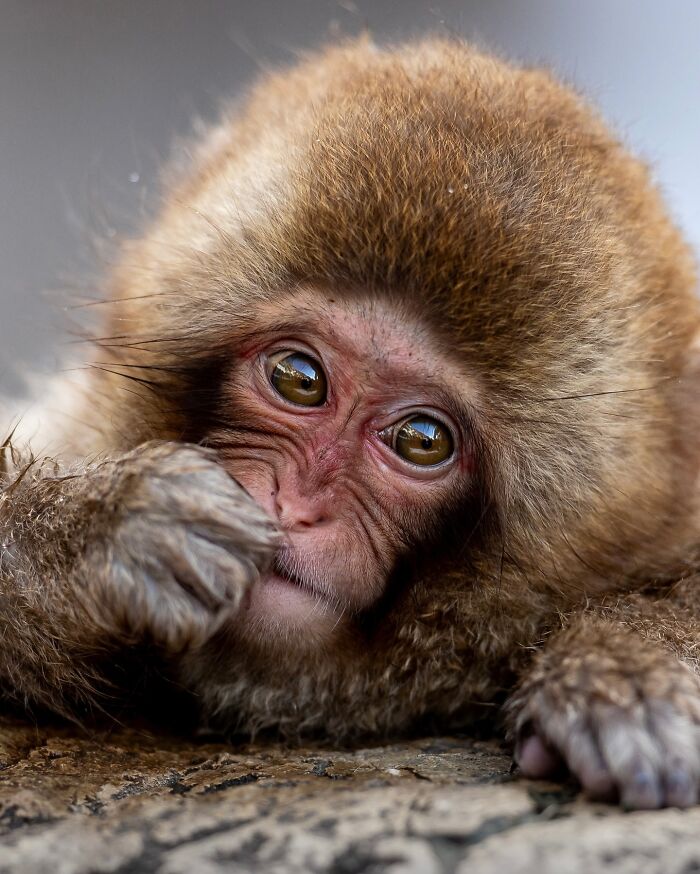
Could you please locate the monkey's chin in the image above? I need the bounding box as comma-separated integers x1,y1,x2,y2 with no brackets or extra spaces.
242,571,345,639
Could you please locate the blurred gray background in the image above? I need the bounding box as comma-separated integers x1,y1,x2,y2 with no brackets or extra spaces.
1,0,699,395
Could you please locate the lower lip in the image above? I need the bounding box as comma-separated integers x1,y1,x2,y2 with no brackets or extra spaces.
246,571,338,625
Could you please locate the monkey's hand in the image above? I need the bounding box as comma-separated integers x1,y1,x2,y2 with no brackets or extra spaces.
507,616,700,809
2,441,278,658
77,442,279,650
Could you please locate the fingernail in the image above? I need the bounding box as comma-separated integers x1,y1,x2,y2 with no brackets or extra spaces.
623,771,661,810
665,770,696,808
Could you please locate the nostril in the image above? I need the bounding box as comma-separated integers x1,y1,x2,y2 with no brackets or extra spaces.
287,511,327,530
274,475,328,529
277,497,327,530
292,512,327,530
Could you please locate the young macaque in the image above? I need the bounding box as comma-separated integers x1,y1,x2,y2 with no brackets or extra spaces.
2,37,700,810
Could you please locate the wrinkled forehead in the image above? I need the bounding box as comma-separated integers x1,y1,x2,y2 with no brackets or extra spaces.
249,287,435,359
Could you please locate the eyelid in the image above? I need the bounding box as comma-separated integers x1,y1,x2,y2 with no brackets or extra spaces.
264,347,323,376
380,408,458,440
265,335,324,358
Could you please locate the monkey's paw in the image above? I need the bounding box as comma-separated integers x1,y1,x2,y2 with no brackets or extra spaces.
508,621,700,809
83,442,279,650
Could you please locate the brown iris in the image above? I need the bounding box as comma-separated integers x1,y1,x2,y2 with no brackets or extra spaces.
395,415,453,466
269,352,327,406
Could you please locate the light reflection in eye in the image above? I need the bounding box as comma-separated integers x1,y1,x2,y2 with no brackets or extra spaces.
270,352,327,406
395,416,453,465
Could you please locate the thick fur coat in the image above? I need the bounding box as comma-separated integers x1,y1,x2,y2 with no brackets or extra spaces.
3,39,700,772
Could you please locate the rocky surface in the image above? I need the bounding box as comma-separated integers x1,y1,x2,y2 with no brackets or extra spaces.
0,715,697,873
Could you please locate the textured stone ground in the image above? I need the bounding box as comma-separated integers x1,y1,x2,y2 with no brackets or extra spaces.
0,715,698,873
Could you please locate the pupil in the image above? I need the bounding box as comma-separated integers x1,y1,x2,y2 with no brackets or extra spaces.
421,437,433,449
300,376,312,389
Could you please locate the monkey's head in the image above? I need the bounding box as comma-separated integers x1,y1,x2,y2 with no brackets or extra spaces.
97,38,700,733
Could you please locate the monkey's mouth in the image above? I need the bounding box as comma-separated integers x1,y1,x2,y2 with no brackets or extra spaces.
244,553,344,629
271,557,321,598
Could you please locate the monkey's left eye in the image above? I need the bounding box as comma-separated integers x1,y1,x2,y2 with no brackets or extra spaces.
391,415,454,466
268,352,327,406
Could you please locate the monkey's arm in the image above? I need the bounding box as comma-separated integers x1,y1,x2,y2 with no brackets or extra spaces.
0,441,276,716
507,579,700,809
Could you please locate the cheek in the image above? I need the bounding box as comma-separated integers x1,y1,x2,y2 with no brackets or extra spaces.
311,470,446,573
225,462,282,524
231,466,274,500
360,455,456,525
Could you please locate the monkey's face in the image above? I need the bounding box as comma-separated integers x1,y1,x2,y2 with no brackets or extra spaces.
207,289,476,644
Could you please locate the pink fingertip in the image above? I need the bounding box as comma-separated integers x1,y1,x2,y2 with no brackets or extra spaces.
516,733,562,778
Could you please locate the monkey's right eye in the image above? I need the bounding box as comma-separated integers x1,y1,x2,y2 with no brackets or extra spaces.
268,352,327,406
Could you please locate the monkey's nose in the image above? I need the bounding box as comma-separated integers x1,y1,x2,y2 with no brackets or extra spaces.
276,494,328,530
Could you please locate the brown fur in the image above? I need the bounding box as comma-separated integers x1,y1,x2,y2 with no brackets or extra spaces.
2,37,700,803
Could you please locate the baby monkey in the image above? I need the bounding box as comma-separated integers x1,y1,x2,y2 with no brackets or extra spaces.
2,37,700,810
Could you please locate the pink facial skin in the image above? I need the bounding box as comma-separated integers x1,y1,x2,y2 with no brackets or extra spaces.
211,290,477,646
